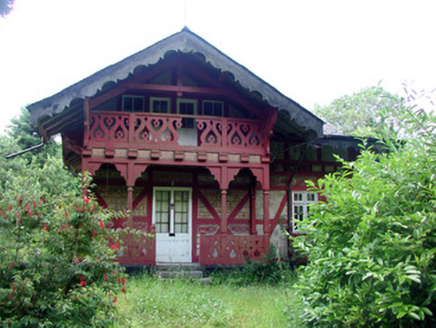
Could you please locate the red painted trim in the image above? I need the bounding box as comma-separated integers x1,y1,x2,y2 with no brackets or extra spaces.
227,192,249,223
269,192,288,232
132,186,147,210
146,170,153,225
197,190,221,221
192,172,198,262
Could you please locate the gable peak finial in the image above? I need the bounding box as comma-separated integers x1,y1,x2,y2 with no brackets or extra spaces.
182,26,191,32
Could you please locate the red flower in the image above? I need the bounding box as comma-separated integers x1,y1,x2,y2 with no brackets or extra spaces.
122,278,126,285
9,262,14,269
12,284,15,291
44,225,48,230
117,277,121,283
104,274,108,281
8,205,12,211
122,287,126,293
99,221,104,228
110,243,119,250
33,201,37,207
84,196,90,204
27,210,32,216
80,275,86,286
92,230,97,236
77,206,81,211
112,295,117,303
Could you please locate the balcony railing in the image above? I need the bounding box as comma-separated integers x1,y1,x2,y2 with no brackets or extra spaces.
87,112,268,155
199,233,269,265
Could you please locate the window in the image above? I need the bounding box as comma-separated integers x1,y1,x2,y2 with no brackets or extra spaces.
177,99,197,129
202,100,223,117
122,95,144,112
292,191,318,233
150,97,171,114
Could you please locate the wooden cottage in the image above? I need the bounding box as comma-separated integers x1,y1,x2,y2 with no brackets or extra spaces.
28,28,359,266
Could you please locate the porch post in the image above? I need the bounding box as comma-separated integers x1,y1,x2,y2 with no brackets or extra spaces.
263,190,269,234
250,180,257,235
127,185,134,228
221,189,228,234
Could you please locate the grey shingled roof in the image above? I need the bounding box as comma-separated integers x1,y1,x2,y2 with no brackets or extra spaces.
28,27,323,137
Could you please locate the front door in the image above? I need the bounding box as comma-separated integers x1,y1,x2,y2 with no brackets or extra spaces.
153,187,192,262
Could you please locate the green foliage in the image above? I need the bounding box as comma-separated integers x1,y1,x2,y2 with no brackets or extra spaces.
0,108,69,195
313,85,405,137
211,247,294,286
0,175,129,326
294,99,436,326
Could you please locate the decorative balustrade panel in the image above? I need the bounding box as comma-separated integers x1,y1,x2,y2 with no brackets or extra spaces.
133,115,183,145
117,233,156,265
89,112,267,155
199,234,269,265
226,119,266,150
89,113,130,146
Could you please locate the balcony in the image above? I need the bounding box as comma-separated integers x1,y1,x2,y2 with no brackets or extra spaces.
86,112,269,156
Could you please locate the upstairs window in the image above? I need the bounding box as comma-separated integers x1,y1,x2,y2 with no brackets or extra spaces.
292,191,318,233
151,97,171,114
177,99,197,129
202,100,223,117
122,95,144,112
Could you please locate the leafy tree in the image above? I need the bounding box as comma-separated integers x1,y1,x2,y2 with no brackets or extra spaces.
0,111,135,325
0,174,129,326
313,85,405,136
294,96,436,326
0,0,14,17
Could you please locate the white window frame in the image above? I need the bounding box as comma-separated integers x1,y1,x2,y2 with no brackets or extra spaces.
291,191,318,234
150,97,171,114
177,99,197,129
202,100,224,117
122,95,145,112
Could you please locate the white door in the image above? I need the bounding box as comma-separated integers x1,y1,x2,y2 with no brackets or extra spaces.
153,187,192,262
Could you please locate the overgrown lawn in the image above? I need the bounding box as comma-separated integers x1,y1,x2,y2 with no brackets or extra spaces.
115,273,302,327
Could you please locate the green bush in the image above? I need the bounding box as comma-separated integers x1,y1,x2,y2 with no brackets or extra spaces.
294,105,436,326
211,246,294,286
0,175,129,327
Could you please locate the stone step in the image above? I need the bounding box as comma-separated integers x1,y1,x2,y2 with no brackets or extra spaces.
155,262,203,272
157,270,204,280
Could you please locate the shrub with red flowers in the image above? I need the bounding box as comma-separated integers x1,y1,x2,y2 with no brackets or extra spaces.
0,174,129,326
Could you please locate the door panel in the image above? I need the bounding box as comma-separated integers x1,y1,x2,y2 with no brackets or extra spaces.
153,188,192,262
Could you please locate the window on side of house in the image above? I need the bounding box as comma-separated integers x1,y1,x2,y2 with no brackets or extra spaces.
122,95,145,112
177,99,197,129
150,97,171,114
292,191,318,233
202,100,223,117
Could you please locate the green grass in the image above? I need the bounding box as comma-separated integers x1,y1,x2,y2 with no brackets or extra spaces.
114,274,304,327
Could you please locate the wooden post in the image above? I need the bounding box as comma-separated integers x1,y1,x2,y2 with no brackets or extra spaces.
250,180,257,235
221,189,227,234
127,185,134,228
263,190,269,235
